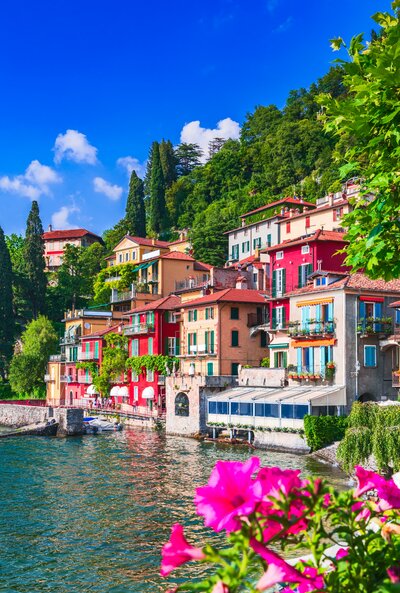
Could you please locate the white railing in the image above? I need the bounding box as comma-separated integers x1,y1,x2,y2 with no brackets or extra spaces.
78,351,100,361
78,375,92,384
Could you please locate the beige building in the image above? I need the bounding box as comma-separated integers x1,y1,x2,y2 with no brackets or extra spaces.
42,226,103,271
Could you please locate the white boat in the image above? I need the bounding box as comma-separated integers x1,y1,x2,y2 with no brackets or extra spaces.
83,417,123,433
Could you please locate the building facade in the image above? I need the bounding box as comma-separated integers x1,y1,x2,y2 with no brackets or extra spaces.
42,227,103,271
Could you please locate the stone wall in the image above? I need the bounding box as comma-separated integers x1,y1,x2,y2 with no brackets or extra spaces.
238,367,286,388
253,430,310,453
0,403,84,436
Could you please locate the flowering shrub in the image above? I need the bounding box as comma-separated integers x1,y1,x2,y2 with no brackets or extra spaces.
161,457,400,592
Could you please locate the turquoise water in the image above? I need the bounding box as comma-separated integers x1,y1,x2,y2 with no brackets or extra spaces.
0,431,348,592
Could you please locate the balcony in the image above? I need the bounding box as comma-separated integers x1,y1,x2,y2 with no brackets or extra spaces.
288,320,335,339
158,375,166,385
124,323,155,336
78,350,100,361
186,344,216,356
287,364,336,382
175,276,210,291
358,317,393,337
60,335,80,346
49,354,66,362
44,374,53,382
247,312,269,328
60,375,74,383
111,288,135,303
78,375,92,384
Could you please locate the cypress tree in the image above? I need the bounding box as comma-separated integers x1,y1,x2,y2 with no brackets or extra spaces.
25,201,47,319
149,142,168,234
159,139,178,188
125,171,146,237
0,227,15,378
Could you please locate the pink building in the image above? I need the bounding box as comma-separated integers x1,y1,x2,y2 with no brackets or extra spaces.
124,295,181,416
42,226,103,271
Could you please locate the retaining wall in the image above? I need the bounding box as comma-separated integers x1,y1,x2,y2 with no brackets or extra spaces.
253,431,310,453
0,403,84,436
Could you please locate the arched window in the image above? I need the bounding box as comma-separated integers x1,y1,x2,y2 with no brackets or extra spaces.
175,392,189,417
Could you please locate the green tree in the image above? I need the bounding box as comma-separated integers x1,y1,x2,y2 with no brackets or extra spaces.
0,227,15,378
148,141,168,234
24,201,47,318
175,143,203,176
125,170,146,237
159,139,178,188
319,3,400,279
5,234,30,333
9,316,57,396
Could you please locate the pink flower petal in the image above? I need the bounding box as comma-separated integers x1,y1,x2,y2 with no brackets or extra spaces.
335,548,349,560
160,524,205,577
211,582,230,593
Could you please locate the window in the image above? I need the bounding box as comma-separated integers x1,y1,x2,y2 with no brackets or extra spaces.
146,311,154,326
241,241,250,253
131,339,139,356
146,369,154,381
301,245,310,255
286,221,291,233
132,372,138,382
260,332,268,347
396,309,400,325
132,250,136,260
273,351,287,368
272,268,286,298
175,392,189,417
188,332,197,353
305,216,310,228
364,345,377,367
205,330,215,354
275,306,285,330
166,311,177,323
231,244,239,260
94,341,99,359
276,251,284,260
205,307,214,320
188,309,198,322
266,234,272,247
208,401,229,415
255,403,279,418
119,253,123,263
231,330,239,347
230,307,239,320
148,337,153,355
133,386,139,401
333,207,343,221
231,362,240,375
315,277,327,286
253,237,262,250
125,252,130,261
298,263,312,288
168,337,179,356
207,362,214,376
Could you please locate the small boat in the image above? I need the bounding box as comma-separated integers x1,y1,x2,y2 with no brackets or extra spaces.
83,417,123,434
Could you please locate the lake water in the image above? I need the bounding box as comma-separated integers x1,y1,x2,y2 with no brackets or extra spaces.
0,431,349,592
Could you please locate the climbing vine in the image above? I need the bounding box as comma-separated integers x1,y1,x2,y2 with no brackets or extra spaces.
93,263,139,303
76,361,99,376
92,333,128,396
338,402,400,475
125,354,179,376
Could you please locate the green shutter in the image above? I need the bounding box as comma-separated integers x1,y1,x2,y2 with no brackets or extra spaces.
282,269,286,294
282,307,286,328
267,234,271,247
175,337,180,355
193,332,197,346
194,309,198,321
164,337,169,355
210,331,215,353
298,265,303,288
187,332,190,353
272,307,277,330
207,362,214,376
231,330,239,347
283,352,287,368
274,352,279,367
205,308,209,320
205,330,209,352
148,337,153,354
272,270,277,298
307,263,313,279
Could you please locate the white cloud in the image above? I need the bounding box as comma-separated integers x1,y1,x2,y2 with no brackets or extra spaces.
53,129,98,165
0,160,61,200
180,117,241,162
117,156,146,179
51,205,80,229
93,176,123,201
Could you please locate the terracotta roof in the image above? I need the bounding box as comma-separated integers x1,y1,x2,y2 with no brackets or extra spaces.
169,237,190,245
389,300,400,308
261,229,348,253
43,228,103,241
180,288,267,308
241,197,316,219
126,295,181,314
115,235,171,249
278,198,349,223
80,324,124,339
160,251,194,261
224,215,284,235
194,261,213,271
287,273,400,298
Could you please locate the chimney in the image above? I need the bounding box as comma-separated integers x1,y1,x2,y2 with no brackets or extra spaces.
235,275,248,290
48,224,53,232
289,208,295,218
328,192,334,206
152,238,156,245
303,206,309,212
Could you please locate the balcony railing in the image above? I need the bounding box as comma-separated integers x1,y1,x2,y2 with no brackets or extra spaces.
288,320,335,338
175,276,210,291
78,351,100,361
358,317,393,336
111,289,135,303
124,323,155,336
287,364,335,381
44,374,53,382
158,375,166,385
78,375,92,384
49,354,66,362
60,375,74,383
60,335,80,346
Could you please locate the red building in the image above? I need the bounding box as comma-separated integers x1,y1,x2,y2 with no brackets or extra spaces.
124,295,181,416
261,230,349,329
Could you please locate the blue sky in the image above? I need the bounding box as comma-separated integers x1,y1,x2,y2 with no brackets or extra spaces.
0,0,391,236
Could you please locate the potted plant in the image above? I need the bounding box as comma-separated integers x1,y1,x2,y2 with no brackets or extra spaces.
325,362,336,380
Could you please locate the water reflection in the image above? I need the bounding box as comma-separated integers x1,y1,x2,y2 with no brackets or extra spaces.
0,430,348,592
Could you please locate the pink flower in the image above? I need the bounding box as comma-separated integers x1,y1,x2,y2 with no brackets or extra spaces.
388,565,400,583
195,457,261,532
351,501,371,522
323,493,332,507
335,547,349,561
257,466,302,500
211,582,230,593
160,524,205,576
354,466,385,497
250,539,324,592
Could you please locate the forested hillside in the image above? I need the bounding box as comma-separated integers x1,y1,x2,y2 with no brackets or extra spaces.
105,66,347,266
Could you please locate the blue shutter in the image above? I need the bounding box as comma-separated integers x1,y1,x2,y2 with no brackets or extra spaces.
374,302,382,331
359,300,366,320
309,347,314,373
315,304,321,333
297,348,302,373
327,302,334,321
320,346,326,375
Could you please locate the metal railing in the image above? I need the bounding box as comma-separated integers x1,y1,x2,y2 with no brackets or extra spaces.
49,354,66,362
59,335,80,346
247,312,269,328
78,351,100,361
358,317,393,336
175,276,210,291
44,374,53,382
288,321,335,337
287,364,335,381
111,289,135,303
60,375,75,383
77,375,92,384
124,323,155,335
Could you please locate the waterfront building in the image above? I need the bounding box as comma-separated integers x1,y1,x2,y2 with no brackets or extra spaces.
42,226,103,272
123,295,181,416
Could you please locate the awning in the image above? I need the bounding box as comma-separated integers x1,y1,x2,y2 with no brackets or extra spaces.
292,338,336,347
297,297,334,307
110,386,120,396
118,386,129,398
86,384,99,395
134,261,153,272
359,296,384,303
208,385,346,407
142,386,155,399
269,343,289,349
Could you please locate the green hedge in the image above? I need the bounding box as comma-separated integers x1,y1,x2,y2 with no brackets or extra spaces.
0,383,46,400
303,415,348,452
